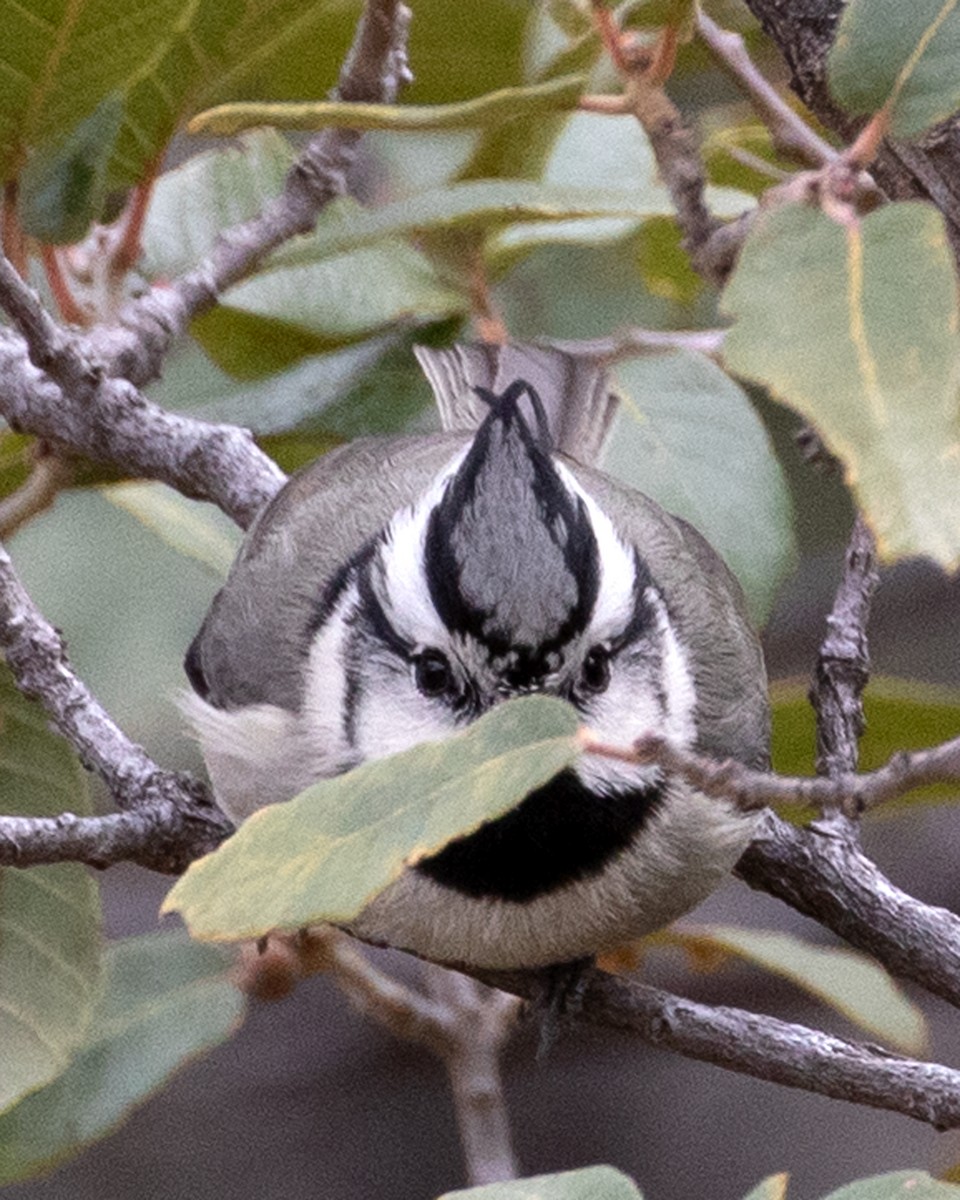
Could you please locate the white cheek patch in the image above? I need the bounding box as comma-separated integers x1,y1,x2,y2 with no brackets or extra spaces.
648,586,697,747
555,462,636,641
375,447,469,648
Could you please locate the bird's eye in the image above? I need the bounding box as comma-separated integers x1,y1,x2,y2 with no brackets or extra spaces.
414,650,454,698
580,645,611,694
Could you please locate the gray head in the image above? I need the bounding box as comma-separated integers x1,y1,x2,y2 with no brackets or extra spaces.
301,379,698,789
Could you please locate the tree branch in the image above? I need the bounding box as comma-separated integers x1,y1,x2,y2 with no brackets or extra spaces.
0,538,229,863
695,12,837,169
473,962,960,1131
89,0,412,389
0,801,229,874
739,0,960,265
266,929,520,1187
0,321,284,529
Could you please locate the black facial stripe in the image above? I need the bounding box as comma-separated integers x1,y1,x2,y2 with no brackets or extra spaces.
609,552,657,654
305,541,375,641
416,769,662,902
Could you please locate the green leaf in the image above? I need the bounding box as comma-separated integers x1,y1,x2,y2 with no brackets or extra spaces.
101,482,241,579
438,1166,644,1200
603,351,796,625
305,180,678,254
0,0,249,189
542,112,751,220
144,332,396,434
18,94,123,243
144,135,466,378
771,676,960,814
188,75,586,137
828,0,960,139
822,1172,960,1200
0,663,101,1115
0,932,244,1185
193,232,466,378
163,696,582,941
402,0,528,104
671,924,928,1055
722,202,960,569
742,1176,790,1200
141,130,293,281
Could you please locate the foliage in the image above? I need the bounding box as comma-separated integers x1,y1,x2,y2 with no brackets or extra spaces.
1,0,960,1194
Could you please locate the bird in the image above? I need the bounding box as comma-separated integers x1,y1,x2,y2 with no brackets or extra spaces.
182,341,770,972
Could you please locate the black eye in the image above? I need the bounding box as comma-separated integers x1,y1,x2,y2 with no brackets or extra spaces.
414,650,454,698
580,645,611,694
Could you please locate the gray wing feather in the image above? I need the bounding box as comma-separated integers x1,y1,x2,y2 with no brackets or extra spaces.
189,433,467,712
414,342,619,466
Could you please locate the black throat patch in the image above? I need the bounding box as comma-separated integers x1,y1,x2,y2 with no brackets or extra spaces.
416,770,663,903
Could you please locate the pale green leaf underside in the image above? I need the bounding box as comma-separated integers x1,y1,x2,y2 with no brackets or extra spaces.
678,924,928,1055
828,0,960,139
438,1166,643,1200
188,74,587,137
163,696,582,941
102,482,241,579
0,664,101,1115
605,351,795,626
722,202,960,568
0,933,244,1185
823,1172,960,1200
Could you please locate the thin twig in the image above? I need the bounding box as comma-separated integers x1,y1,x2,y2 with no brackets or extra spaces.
695,12,837,168
548,327,726,363
88,0,412,388
587,9,742,285
810,515,880,839
582,727,960,818
291,929,519,1186
422,966,520,1186
0,447,74,538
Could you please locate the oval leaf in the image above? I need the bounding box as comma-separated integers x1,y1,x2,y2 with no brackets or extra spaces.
163,696,582,941
722,202,960,568
102,482,241,579
438,1166,643,1200
672,924,928,1055
0,932,244,1185
829,0,960,139
823,1173,960,1200
604,351,796,625
0,664,101,1115
18,94,123,243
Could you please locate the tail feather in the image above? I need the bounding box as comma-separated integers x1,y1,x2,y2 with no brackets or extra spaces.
414,342,619,467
